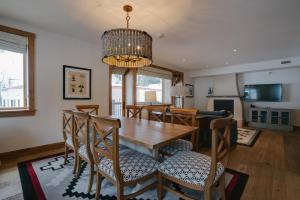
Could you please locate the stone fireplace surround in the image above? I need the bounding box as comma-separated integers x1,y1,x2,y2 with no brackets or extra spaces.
207,96,243,127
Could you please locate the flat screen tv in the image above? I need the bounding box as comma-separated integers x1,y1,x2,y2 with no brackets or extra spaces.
244,84,282,102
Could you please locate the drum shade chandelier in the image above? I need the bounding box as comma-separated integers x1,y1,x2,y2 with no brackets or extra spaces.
101,5,153,68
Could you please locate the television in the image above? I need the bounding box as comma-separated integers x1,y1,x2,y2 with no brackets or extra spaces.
244,84,282,102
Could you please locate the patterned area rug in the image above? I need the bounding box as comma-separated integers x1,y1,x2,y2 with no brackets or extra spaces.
18,154,248,200
237,128,260,146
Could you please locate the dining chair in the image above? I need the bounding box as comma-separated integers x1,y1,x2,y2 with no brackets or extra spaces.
159,108,198,156
157,115,233,200
126,105,143,119
90,115,160,200
73,111,95,193
62,110,77,174
75,104,99,115
147,106,167,122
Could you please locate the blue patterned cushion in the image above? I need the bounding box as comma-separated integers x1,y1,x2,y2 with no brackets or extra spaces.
160,139,193,155
98,149,159,182
158,151,225,187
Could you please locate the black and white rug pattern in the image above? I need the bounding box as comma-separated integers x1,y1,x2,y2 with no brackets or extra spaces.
237,128,260,146
18,153,248,200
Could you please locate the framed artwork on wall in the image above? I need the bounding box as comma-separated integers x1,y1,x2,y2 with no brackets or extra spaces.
185,84,194,98
63,65,91,100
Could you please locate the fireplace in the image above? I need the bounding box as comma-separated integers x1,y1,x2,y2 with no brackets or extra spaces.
207,96,243,127
214,99,234,114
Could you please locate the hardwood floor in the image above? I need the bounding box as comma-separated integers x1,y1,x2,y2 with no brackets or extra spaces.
0,129,300,199
226,129,300,200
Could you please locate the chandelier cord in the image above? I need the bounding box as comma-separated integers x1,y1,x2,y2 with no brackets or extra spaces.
126,12,130,29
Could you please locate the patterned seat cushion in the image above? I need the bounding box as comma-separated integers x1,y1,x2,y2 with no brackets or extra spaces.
98,149,159,182
160,139,193,155
158,151,225,187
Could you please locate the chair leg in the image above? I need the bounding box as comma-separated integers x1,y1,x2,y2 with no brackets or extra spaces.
87,163,94,193
64,145,69,165
72,151,78,174
76,156,82,178
116,183,124,200
157,173,163,200
218,173,226,200
95,173,104,200
204,186,212,200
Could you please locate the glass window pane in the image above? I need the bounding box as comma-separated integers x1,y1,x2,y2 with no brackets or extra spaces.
0,49,25,109
111,74,122,116
136,75,162,103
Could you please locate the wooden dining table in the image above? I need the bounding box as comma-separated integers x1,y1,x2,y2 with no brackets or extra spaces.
115,116,199,159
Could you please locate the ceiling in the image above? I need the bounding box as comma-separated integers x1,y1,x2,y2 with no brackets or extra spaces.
0,0,300,70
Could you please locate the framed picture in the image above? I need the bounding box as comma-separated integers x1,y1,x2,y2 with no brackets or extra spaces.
63,65,91,100
185,84,194,97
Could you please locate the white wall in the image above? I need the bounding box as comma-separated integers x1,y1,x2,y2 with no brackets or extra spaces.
0,18,109,153
193,74,238,111
239,68,300,126
192,67,300,126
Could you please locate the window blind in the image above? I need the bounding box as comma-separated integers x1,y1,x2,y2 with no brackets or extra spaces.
137,67,172,80
0,31,28,53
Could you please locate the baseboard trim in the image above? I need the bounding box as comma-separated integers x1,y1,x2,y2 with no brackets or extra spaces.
0,142,65,161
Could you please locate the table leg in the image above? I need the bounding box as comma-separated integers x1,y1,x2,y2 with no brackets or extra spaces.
153,148,160,161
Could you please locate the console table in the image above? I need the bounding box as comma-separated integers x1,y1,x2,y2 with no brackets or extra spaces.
249,107,293,131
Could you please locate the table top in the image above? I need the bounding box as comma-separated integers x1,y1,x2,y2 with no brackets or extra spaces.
116,116,198,150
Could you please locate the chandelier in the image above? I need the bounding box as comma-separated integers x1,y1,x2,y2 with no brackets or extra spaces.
101,5,153,68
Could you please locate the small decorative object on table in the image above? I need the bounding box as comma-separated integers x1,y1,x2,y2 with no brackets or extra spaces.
185,84,194,97
63,65,91,99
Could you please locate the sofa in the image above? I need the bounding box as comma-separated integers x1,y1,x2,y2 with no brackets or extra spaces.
197,110,238,148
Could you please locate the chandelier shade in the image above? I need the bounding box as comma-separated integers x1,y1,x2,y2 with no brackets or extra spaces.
102,28,152,68
101,5,153,68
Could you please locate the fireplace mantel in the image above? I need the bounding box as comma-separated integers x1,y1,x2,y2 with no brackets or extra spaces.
206,95,243,98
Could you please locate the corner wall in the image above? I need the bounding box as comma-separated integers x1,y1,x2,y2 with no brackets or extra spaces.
0,18,109,153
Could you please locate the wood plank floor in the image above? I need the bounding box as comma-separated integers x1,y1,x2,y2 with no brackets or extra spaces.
0,129,300,199
226,129,300,200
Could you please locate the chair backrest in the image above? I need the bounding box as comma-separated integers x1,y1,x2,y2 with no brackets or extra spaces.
63,110,74,141
90,115,123,182
73,111,93,161
126,105,143,119
147,106,167,122
206,115,233,187
170,108,198,126
75,105,99,115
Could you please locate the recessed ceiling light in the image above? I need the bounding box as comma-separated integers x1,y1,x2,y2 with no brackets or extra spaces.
233,49,238,53
181,58,186,62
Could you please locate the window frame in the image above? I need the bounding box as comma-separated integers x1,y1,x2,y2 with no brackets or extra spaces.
136,74,164,104
0,24,35,117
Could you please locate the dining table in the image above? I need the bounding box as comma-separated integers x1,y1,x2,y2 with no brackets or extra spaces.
114,116,199,160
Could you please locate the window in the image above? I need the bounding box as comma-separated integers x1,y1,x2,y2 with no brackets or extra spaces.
136,74,171,104
0,25,35,117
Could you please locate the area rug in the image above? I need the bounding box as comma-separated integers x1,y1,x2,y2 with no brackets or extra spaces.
237,127,260,146
18,153,248,200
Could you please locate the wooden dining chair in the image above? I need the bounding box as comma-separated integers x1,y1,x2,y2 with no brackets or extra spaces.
157,115,233,200
75,104,99,115
159,108,198,156
90,115,160,200
126,105,143,119
73,111,95,193
62,110,77,174
147,106,167,122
